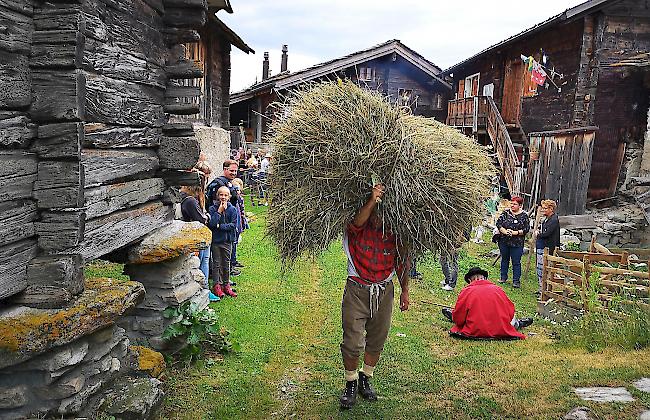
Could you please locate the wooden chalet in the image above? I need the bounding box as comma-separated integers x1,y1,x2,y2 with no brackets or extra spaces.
445,0,650,215
230,40,452,145
0,0,250,305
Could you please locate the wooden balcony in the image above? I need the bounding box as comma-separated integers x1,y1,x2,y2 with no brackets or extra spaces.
446,96,489,132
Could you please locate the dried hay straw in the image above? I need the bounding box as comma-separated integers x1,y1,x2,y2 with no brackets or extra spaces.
266,80,495,264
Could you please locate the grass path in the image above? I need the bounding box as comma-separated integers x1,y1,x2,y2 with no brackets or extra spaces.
160,207,650,419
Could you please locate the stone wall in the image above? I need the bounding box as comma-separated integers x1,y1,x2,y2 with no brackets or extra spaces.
194,125,231,183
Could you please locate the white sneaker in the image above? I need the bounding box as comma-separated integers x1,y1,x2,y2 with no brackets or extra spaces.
442,284,453,291
440,280,446,286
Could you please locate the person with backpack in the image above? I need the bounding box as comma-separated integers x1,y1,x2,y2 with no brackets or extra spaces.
205,160,240,211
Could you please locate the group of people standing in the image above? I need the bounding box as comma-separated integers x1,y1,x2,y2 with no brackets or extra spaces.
180,157,249,302
495,196,561,294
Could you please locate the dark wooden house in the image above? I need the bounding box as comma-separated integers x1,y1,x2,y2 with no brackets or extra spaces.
445,0,650,215
0,0,250,305
230,40,452,145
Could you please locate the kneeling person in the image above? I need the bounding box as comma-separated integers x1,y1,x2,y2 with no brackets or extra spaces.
441,267,532,340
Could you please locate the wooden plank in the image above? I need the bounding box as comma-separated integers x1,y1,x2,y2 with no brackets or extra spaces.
83,37,166,88
556,251,626,264
82,148,159,186
543,290,582,309
546,266,584,283
83,123,161,148
0,51,30,109
0,114,37,148
162,0,207,8
36,210,85,251
84,178,164,219
0,238,37,300
162,28,200,45
166,59,203,79
545,254,586,268
13,254,84,308
85,73,164,127
596,266,650,279
0,151,38,202
31,122,83,159
30,30,85,68
165,86,202,98
163,102,200,115
0,2,33,54
158,169,201,186
162,122,194,136
61,201,173,261
33,2,82,31
31,70,86,122
0,199,37,247
163,7,206,27
158,136,200,170
33,161,84,209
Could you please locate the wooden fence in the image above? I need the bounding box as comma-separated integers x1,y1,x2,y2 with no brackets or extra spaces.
541,246,650,312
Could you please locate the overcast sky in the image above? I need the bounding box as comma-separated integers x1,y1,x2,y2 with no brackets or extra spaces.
219,0,587,93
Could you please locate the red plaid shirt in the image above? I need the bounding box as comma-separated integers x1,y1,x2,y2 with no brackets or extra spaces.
344,222,398,285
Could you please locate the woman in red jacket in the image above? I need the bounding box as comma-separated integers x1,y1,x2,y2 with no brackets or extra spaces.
442,267,532,340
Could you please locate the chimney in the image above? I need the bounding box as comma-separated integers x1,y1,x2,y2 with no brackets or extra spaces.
281,44,288,72
262,52,270,80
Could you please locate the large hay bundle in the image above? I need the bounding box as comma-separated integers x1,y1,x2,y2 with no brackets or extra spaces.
267,80,495,264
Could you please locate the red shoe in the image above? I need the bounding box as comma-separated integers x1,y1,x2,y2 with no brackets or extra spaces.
223,284,237,298
213,284,225,298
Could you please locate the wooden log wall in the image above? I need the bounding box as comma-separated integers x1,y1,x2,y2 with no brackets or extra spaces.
0,0,209,306
0,1,38,300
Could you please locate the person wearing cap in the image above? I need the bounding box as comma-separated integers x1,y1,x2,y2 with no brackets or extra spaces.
338,184,410,409
441,267,532,340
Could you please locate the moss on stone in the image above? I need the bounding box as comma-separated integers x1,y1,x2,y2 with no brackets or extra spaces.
0,278,144,369
130,345,166,378
129,223,212,264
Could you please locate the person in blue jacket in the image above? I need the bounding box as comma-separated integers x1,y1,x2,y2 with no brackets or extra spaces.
207,186,238,298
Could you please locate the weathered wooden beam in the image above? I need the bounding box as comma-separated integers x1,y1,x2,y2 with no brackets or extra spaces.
61,200,173,262
0,113,37,148
36,210,85,252
31,122,83,159
0,2,33,54
162,122,194,137
158,169,201,187
165,59,203,79
83,37,166,88
85,178,164,220
31,70,86,122
0,199,37,247
82,148,159,186
159,136,200,170
85,73,164,127
163,0,207,8
0,238,37,300
0,51,30,109
163,7,206,27
33,161,84,208
31,30,85,68
84,123,161,148
163,102,200,115
33,2,82,31
13,254,84,308
0,151,37,202
165,86,202,99
162,28,200,45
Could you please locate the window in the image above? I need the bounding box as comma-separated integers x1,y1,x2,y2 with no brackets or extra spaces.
358,67,376,81
433,93,444,110
464,73,480,98
177,42,207,123
398,88,413,106
483,83,494,98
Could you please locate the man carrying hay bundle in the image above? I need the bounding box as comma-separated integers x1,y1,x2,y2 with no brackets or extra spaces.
339,183,410,409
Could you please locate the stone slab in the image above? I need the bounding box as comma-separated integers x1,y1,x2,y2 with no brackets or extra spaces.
563,406,597,420
127,220,211,264
99,376,164,420
633,378,650,393
574,387,634,403
0,278,144,369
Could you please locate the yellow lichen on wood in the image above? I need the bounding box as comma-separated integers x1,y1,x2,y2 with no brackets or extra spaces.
131,345,166,378
0,278,144,368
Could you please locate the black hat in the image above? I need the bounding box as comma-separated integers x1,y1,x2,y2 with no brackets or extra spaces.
464,267,489,283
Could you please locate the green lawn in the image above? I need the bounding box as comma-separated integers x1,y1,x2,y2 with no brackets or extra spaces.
155,205,650,419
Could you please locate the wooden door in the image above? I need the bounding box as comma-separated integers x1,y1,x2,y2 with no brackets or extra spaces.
501,60,523,124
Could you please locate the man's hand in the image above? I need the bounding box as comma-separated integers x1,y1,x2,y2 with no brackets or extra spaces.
399,290,409,311
371,184,385,203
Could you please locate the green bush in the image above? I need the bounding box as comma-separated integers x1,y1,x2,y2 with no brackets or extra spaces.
162,301,237,365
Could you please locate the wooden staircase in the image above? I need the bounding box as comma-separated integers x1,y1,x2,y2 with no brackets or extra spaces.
485,97,526,196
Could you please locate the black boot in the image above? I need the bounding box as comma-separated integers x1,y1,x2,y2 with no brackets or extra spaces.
339,380,357,409
358,372,377,401
517,317,533,329
441,307,453,322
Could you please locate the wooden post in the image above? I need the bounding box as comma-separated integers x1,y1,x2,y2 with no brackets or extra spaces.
582,256,590,310
524,205,542,278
